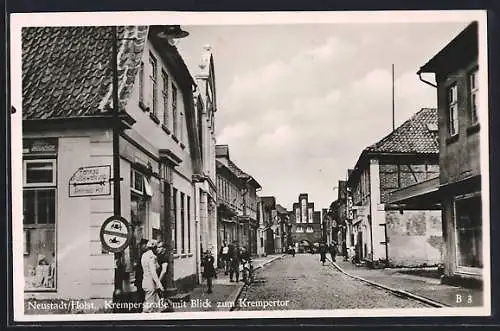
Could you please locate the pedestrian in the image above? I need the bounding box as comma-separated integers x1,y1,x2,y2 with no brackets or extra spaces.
141,239,164,313
219,241,230,275
134,238,149,311
342,240,348,262
229,241,241,282
330,240,337,262
319,242,327,266
201,249,216,294
156,241,174,312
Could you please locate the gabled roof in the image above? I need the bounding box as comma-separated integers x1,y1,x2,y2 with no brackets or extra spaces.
418,21,478,75
366,108,438,154
22,25,196,121
276,204,288,214
348,108,438,186
22,26,148,120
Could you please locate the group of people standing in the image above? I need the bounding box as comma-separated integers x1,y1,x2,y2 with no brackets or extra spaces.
319,241,338,265
135,239,174,313
218,241,251,283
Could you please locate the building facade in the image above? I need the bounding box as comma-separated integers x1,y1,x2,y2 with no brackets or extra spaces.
22,25,207,301
291,194,322,252
260,196,277,255
418,22,483,286
215,145,260,255
193,45,218,273
347,108,443,268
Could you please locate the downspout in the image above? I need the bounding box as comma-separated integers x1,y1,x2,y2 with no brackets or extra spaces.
417,70,438,88
194,185,202,284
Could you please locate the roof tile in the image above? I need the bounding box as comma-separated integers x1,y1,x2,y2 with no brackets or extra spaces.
365,108,438,154
22,26,148,120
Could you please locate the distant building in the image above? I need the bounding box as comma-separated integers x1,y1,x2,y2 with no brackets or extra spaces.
418,21,482,287
215,145,261,255
260,196,277,255
291,194,322,252
347,108,442,268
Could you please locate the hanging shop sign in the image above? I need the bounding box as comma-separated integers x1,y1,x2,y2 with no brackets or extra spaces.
99,216,133,253
69,165,111,197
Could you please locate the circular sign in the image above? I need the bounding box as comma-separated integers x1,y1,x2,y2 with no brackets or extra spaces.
99,216,132,253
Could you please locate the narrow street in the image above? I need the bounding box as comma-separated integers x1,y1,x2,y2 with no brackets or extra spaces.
235,254,428,310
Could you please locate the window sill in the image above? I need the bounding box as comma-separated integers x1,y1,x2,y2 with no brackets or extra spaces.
180,253,188,258
172,135,179,143
180,142,186,149
445,134,459,145
467,123,480,135
188,253,193,257
161,124,171,135
139,101,149,112
174,254,180,259
149,113,160,124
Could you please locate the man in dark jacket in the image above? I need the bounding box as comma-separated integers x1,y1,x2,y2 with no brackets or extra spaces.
330,241,337,262
229,242,241,282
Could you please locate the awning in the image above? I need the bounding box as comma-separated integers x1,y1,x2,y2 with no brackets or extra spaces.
386,176,441,209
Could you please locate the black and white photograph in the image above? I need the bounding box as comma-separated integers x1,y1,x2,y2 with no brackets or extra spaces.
9,10,490,321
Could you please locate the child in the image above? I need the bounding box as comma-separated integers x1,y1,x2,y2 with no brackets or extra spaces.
201,250,216,294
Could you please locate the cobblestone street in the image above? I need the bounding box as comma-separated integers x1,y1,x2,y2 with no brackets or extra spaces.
235,254,428,311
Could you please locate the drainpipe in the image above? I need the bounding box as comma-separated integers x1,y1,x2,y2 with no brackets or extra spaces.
417,70,438,88
194,186,202,284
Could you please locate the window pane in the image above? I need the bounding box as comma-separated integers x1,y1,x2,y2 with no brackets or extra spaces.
134,171,143,193
23,190,35,224
37,190,56,224
26,162,54,184
455,196,482,268
24,227,56,291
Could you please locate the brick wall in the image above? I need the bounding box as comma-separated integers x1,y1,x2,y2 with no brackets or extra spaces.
386,210,443,267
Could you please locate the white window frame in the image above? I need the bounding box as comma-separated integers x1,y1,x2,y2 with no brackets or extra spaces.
469,69,479,124
453,192,482,275
149,53,158,116
162,70,169,126
23,159,57,187
448,83,459,136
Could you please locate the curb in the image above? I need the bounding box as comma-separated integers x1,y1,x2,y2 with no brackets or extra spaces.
228,254,285,312
329,258,448,308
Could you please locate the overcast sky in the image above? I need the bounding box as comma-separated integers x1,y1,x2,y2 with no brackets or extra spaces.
177,21,470,211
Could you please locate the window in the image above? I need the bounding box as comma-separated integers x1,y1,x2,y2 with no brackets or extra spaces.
455,194,482,269
187,196,191,253
149,54,157,115
172,84,178,136
23,160,56,187
162,71,169,126
448,84,458,136
139,62,145,104
301,199,307,223
469,69,479,124
306,226,314,233
295,208,300,223
173,188,178,254
308,208,313,223
23,158,57,292
180,192,185,254
296,226,304,233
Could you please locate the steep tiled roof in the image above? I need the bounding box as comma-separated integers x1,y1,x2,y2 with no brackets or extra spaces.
365,108,438,154
22,26,148,120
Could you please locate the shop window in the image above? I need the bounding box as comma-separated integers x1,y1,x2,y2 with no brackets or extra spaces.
23,159,57,292
187,196,191,253
455,195,482,269
173,188,178,254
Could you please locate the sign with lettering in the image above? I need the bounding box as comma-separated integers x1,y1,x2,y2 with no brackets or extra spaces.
23,138,58,155
69,165,111,197
99,216,132,253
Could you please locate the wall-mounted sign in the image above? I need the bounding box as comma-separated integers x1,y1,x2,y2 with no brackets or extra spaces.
99,216,132,253
69,165,111,197
23,138,58,155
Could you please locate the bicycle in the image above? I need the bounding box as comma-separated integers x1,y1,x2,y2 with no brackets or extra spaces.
241,259,254,285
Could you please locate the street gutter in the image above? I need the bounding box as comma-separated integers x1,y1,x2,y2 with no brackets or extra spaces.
228,254,286,312
328,258,448,308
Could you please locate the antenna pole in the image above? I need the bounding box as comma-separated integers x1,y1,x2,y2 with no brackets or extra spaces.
392,64,395,131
